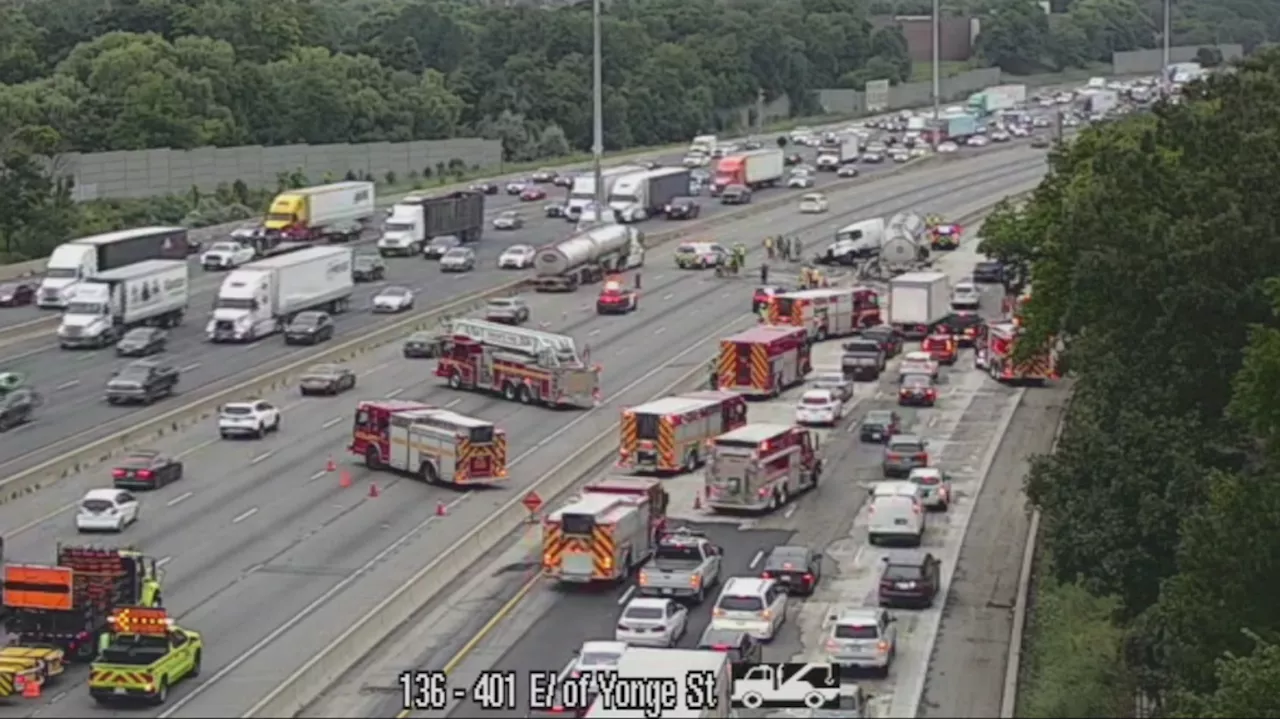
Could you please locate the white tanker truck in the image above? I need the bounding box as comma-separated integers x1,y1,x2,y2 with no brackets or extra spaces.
878,211,930,276
529,225,646,292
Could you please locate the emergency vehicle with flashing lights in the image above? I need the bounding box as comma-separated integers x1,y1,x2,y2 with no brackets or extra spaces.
767,286,880,340
542,477,669,584
618,391,748,474
921,333,958,365
435,318,601,408
595,278,638,315
88,606,201,706
704,423,823,513
716,325,810,398
929,223,962,250
349,399,507,485
976,320,1058,385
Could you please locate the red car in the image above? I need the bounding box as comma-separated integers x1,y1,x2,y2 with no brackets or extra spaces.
0,281,36,307
922,334,958,365
520,187,547,202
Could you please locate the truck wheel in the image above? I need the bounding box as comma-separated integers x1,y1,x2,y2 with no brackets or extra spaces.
448,372,462,390
420,462,440,485
502,383,517,401
190,650,201,678
682,451,698,473
517,384,534,405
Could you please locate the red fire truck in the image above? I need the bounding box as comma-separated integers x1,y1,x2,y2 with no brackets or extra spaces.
716,325,810,398
541,477,669,584
976,321,1058,385
704,423,823,513
349,399,508,485
435,318,601,408
618,390,748,474
767,286,880,340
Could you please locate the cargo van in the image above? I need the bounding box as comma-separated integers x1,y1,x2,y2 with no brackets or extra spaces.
868,481,925,546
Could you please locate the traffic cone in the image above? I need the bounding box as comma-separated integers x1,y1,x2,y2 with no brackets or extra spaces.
339,471,352,489
436,500,448,516
325,456,336,472
368,482,379,498
21,678,40,698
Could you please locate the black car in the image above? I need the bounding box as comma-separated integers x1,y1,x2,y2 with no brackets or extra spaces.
111,449,184,490
323,220,362,243
858,325,904,358
720,184,751,205
665,197,701,220
353,254,387,282
784,153,804,166
0,387,39,432
116,327,167,357
545,203,566,218
696,627,762,664
105,361,179,405
841,338,885,381
0,281,36,307
403,331,443,358
859,410,902,444
898,373,938,407
284,311,335,345
878,552,941,608
761,545,823,596
298,363,357,395
972,261,1005,284
937,311,983,346
423,236,460,259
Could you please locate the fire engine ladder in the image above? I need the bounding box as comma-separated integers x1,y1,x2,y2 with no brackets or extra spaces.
449,318,582,367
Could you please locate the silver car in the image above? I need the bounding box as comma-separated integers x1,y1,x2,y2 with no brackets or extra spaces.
372,286,414,313
808,371,854,403
492,211,524,230
821,608,897,677
882,434,929,478
908,467,952,511
484,297,530,325
439,247,475,272
614,598,688,648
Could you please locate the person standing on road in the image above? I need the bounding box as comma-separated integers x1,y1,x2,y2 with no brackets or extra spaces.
760,262,769,285
764,235,775,260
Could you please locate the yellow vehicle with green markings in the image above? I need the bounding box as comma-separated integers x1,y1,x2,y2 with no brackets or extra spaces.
88,607,201,706
0,645,62,698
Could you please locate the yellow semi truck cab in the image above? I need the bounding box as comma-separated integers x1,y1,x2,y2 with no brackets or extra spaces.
88,607,201,706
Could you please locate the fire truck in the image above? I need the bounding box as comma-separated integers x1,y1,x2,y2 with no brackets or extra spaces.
767,286,881,340
542,477,669,584
977,320,1058,384
716,325,810,398
704,424,822,513
618,390,748,474
596,277,638,314
435,318,601,408
349,399,507,485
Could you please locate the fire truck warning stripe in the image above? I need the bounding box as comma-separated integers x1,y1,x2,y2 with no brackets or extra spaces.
717,343,735,388
591,527,615,576
750,344,768,390
619,414,637,463
0,673,13,696
658,419,676,470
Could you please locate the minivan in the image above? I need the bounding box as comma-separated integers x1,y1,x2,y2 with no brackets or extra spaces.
867,482,926,546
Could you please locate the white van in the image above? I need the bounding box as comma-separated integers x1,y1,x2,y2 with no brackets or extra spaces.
868,482,926,546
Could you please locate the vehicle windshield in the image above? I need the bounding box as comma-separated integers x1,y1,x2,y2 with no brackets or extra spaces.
654,543,702,562
812,373,844,385
122,329,154,342
66,302,106,315
834,623,880,640
488,299,516,309
209,243,238,252
499,212,518,220
578,652,622,668
504,246,532,255
114,366,151,382
215,297,255,310
623,606,664,621
308,365,338,375
884,564,924,580
221,405,253,416
383,222,413,233
120,454,157,468
82,499,115,513
765,550,807,570
717,595,764,612
889,440,923,453
444,249,469,259
844,340,880,354
903,375,931,388
676,244,698,254
864,411,893,425
912,471,942,485
861,327,892,341
355,257,379,268
292,314,321,327
801,395,831,406
101,644,168,665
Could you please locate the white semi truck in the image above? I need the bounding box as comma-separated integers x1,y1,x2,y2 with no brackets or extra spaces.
38,227,191,308
57,260,189,349
568,165,647,215
206,246,353,342
888,270,951,338
530,225,646,292
607,168,691,222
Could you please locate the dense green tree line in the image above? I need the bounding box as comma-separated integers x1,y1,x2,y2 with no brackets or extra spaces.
979,49,1280,715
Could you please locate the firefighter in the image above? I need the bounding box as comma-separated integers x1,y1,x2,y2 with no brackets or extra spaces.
763,235,775,260
792,236,803,260
760,262,769,284
732,243,746,269
778,235,790,261
800,266,813,288
707,357,719,389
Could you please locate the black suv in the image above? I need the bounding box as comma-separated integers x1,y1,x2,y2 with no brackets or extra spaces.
841,338,885,381
972,260,1005,283
665,197,701,220
878,552,941,608
0,387,40,431
696,627,762,664
105,361,179,405
284,311,336,345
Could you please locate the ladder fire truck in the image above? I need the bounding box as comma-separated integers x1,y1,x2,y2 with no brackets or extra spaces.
435,319,601,409
767,286,881,340
542,477,669,584
977,320,1058,385
704,423,823,514
618,390,748,474
349,399,508,485
716,325,810,398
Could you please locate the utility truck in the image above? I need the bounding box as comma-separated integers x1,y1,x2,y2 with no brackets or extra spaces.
57,260,189,349
377,191,485,255
38,227,190,309
888,271,951,338
263,181,375,241
206,246,353,343
531,225,646,292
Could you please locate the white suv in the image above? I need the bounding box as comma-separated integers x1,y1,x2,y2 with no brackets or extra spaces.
218,400,282,439
709,577,787,641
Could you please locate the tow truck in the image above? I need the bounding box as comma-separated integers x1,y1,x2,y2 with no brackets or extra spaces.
88,607,201,706
595,277,638,314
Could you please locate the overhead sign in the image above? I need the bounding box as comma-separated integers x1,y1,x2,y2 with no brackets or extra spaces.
865,79,891,113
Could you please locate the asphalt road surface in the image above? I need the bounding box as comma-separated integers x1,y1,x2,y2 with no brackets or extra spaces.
0,153,1046,718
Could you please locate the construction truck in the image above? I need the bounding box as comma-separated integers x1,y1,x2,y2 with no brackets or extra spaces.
542,477,669,584
705,423,823,514
2,546,163,662
88,606,201,706
530,225,646,292
435,319,601,409
716,325,811,398
618,391,748,474
766,286,882,341
349,399,508,485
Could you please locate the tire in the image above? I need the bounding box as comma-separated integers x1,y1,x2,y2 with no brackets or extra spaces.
149,678,168,706
420,462,439,485
190,650,202,678
254,424,264,439
682,450,698,473
448,372,462,390
518,384,534,405
272,415,281,432
502,383,518,401
766,492,779,512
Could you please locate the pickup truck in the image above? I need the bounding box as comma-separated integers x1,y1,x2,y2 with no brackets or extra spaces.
637,529,723,604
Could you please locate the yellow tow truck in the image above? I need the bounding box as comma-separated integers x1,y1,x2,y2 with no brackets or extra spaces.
88,607,201,706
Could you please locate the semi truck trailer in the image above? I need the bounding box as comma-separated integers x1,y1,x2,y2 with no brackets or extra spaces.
57,260,189,349
206,246,353,342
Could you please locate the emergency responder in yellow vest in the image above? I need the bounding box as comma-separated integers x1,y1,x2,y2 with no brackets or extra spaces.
707,357,719,389
800,267,813,288
763,235,775,260
140,576,161,607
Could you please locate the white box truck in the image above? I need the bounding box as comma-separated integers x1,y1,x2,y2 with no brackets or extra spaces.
568,165,647,215
206,246,353,342
816,135,860,170
608,168,691,222
888,271,951,338
38,227,190,308
57,260,189,349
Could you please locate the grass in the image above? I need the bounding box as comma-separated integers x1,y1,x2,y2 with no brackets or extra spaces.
911,60,974,82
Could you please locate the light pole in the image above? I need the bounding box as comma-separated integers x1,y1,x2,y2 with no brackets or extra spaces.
1162,0,1171,74
591,0,604,216
931,0,941,146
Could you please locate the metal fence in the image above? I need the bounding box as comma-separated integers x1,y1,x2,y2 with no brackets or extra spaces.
815,68,1003,116
1111,44,1243,74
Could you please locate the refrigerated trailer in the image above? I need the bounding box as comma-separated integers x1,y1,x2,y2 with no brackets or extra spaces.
37,227,191,309
206,246,353,342
58,260,189,349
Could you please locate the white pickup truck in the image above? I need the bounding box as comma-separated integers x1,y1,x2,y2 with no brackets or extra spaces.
636,529,722,604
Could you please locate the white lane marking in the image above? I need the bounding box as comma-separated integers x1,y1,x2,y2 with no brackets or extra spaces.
180,362,201,372
322,416,343,429
617,585,636,606
928,414,939,428
156,556,172,568
232,507,259,524
651,274,663,281
309,470,326,481
251,451,272,465
655,327,666,335
166,491,193,507
784,504,798,519
588,328,600,336
720,292,730,299
55,379,79,390
445,399,462,408
386,387,404,399
749,550,764,569
662,293,674,301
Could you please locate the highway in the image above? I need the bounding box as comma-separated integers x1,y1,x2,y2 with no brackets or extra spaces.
0,148,1050,718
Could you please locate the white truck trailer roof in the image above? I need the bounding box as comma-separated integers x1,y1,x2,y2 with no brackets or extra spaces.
585,648,729,718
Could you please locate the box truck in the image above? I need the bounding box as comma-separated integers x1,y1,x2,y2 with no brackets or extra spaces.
943,114,978,140
37,227,191,309
968,84,1026,115
816,135,860,170
607,168,691,222
206,246,353,342
711,149,784,193
263,181,376,241
888,271,951,338
568,165,647,214
57,260,189,349
376,191,485,256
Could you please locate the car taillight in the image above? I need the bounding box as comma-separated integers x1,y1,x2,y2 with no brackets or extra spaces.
711,644,730,651
112,469,126,478
804,573,814,583
915,453,928,463
137,470,153,479
926,389,936,398
887,452,901,460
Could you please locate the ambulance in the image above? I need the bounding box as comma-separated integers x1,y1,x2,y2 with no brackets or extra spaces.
767,286,881,340
716,325,810,398
704,424,823,513
349,399,508,485
618,391,748,474
542,477,669,584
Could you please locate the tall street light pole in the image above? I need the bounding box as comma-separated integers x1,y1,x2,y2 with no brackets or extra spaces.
932,0,941,144
1162,0,1171,74
592,0,605,215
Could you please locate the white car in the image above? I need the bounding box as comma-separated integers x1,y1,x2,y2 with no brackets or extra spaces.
569,640,628,675
799,193,828,213
967,135,990,147
908,467,952,510
890,149,911,163
498,245,536,269
990,130,1011,142
491,211,524,230
76,488,140,533
710,577,787,641
373,286,414,313
937,141,960,153
682,153,708,168
951,282,981,310
201,241,255,270
219,399,282,439
505,180,529,195
909,146,929,158
898,351,940,380
796,389,843,426
809,371,854,403
615,597,688,648
822,608,897,677
786,171,815,189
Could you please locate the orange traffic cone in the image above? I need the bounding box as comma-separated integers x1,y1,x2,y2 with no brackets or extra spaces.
326,456,336,472
339,471,352,489
436,501,448,516
368,483,380,498
21,678,40,698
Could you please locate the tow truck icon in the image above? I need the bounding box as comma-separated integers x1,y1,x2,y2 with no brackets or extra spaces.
730,662,842,710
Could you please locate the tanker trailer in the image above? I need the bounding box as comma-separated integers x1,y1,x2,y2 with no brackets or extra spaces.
530,224,647,291
879,211,930,276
